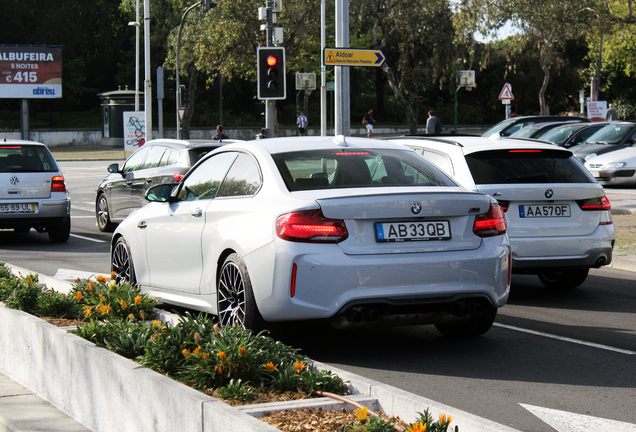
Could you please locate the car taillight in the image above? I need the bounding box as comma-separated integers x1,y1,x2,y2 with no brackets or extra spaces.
578,196,611,211
51,176,66,192
172,173,185,182
496,200,509,212
276,209,348,243
473,204,507,238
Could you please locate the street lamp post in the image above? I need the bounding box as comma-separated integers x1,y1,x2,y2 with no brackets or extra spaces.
176,0,216,139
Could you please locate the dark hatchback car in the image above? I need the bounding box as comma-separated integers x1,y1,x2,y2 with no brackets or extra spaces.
537,122,610,148
95,139,237,231
570,122,636,163
482,115,590,138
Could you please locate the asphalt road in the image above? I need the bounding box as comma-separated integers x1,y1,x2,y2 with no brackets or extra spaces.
1,160,635,431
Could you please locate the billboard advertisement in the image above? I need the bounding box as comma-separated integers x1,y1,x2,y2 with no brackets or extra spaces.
0,45,62,99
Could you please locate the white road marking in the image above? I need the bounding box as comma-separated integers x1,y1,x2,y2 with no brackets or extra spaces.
521,404,636,432
494,323,636,355
69,233,106,243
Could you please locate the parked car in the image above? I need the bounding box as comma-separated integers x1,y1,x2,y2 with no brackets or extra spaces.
96,138,238,231
570,122,636,163
482,115,590,138
584,147,636,187
388,135,615,289
0,139,71,242
536,122,610,148
508,121,588,140
111,136,511,336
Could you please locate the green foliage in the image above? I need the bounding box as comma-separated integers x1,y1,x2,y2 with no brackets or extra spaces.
37,289,83,319
2,274,41,312
216,379,259,402
342,414,396,432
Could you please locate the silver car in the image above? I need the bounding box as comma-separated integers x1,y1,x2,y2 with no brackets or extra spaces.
0,139,71,242
390,135,615,289
111,136,511,336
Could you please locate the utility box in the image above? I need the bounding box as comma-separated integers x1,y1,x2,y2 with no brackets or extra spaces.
98,89,143,147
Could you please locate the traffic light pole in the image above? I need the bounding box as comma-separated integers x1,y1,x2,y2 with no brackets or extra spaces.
265,0,276,138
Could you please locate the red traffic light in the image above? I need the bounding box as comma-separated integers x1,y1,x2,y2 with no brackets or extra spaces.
267,55,278,67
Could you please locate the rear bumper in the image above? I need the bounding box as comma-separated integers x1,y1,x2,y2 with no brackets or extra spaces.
510,224,615,272
0,198,70,229
246,236,511,322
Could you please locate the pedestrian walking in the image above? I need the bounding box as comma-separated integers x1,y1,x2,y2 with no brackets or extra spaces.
363,109,376,138
296,111,308,136
606,103,618,121
426,110,443,134
212,125,229,140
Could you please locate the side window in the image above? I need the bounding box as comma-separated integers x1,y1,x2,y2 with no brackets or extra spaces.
123,147,151,173
217,153,262,197
142,146,168,169
165,149,179,166
422,150,453,176
157,148,173,167
178,152,237,201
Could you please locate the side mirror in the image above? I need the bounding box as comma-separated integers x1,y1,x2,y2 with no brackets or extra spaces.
145,183,178,203
108,163,120,174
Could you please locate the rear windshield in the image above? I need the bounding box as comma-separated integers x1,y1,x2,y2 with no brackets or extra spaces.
0,145,58,173
273,149,457,191
465,149,594,184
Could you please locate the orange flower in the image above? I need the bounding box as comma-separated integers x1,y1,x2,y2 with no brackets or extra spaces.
95,304,111,316
194,332,201,343
87,280,94,291
97,275,106,282
193,347,202,356
218,351,227,362
239,347,246,357
263,362,278,371
294,360,307,374
82,305,92,318
120,300,128,309
407,421,426,432
98,293,104,303
438,414,453,425
128,313,135,321
202,353,210,360
74,291,83,301
182,349,192,359
111,271,117,279
213,323,221,336
215,365,223,374
134,295,142,306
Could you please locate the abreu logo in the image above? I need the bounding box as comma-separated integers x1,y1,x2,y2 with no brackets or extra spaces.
33,87,56,96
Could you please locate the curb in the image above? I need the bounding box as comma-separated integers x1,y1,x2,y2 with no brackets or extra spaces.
1,263,522,432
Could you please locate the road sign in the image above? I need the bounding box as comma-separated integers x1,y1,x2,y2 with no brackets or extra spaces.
323,48,386,67
177,108,185,122
499,83,514,100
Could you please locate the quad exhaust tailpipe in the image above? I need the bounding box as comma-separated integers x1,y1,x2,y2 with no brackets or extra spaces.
345,307,380,323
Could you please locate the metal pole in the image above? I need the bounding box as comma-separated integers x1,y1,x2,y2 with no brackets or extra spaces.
265,0,276,137
135,0,140,111
334,0,343,136
342,0,350,136
454,86,460,134
20,99,29,140
143,0,153,142
176,1,202,139
320,0,326,136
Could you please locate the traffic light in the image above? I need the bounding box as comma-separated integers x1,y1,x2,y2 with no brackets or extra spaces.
156,67,175,99
202,0,217,11
179,84,189,108
257,47,286,100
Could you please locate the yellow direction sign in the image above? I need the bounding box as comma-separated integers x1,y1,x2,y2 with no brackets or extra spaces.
323,48,386,67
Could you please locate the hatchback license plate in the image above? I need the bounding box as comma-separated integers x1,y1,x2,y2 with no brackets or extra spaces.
0,203,35,214
376,221,451,242
519,204,570,218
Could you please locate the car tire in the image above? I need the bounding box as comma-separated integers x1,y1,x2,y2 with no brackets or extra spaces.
538,268,589,289
47,217,70,243
435,306,497,337
217,253,265,331
111,237,137,285
96,193,115,232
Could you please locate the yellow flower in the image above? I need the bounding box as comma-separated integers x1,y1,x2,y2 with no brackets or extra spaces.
98,293,104,303
182,349,191,359
354,407,368,423
193,347,202,356
218,351,227,362
74,291,83,301
239,347,246,357
213,323,221,336
294,360,307,374
152,320,162,328
82,305,93,318
263,361,278,371
108,280,117,288
86,281,93,291
438,414,453,425
407,421,426,432
96,304,112,316
120,299,128,309
140,310,147,320
202,353,210,360
128,313,135,321
194,332,201,343
134,295,142,306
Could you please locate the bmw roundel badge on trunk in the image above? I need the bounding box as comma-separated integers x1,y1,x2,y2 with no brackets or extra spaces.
411,203,422,214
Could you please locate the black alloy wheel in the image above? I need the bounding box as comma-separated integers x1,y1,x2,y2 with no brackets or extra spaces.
217,253,264,330
96,194,115,232
111,237,136,285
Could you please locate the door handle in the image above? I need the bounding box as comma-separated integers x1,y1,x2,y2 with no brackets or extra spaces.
191,208,202,217
137,220,147,229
